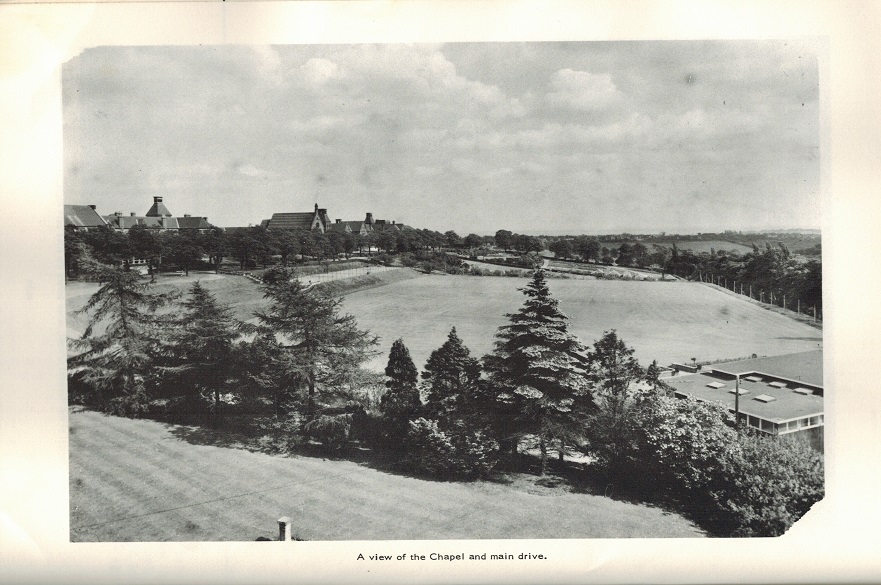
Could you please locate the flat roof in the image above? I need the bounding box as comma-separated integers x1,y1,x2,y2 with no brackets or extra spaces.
666,371,823,422
707,349,823,388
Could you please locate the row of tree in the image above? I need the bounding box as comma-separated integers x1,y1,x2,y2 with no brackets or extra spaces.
543,235,822,313
65,224,507,281
666,243,823,313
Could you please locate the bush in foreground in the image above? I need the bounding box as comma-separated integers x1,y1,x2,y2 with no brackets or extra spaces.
597,390,825,537
404,418,498,479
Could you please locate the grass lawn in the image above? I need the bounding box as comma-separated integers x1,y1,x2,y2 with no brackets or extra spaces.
340,275,823,373
69,408,704,541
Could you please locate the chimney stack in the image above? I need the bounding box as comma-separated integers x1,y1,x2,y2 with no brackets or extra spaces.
88,205,97,210
130,212,136,217
184,214,191,217
365,212,374,224
154,196,163,203
336,219,341,224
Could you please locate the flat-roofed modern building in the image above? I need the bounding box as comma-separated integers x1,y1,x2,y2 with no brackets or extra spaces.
665,350,823,443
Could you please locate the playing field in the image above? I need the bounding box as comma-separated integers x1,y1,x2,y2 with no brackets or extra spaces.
67,271,822,372
69,408,704,541
340,274,823,372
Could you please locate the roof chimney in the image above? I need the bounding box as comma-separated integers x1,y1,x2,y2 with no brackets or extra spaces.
365,212,374,224
336,219,341,224
88,204,97,210
130,212,136,216
314,203,319,212
184,214,191,217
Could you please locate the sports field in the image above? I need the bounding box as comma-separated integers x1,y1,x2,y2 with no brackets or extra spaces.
69,408,703,541
340,274,823,372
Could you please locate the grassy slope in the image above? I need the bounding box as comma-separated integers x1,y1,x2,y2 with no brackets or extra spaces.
69,408,703,541
341,275,823,372
67,270,822,370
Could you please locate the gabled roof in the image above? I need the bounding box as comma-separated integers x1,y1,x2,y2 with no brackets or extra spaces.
64,205,107,228
266,212,317,231
177,216,212,230
329,221,369,234
103,215,182,230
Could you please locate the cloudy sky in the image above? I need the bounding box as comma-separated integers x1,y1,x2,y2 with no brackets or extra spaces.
63,41,819,234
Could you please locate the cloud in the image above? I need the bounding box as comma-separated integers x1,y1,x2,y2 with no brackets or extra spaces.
299,57,344,87
237,164,269,177
546,68,621,111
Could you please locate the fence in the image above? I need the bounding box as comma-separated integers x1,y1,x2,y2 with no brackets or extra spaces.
235,264,400,287
698,273,822,323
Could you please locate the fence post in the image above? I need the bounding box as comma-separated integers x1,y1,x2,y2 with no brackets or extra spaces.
278,516,292,541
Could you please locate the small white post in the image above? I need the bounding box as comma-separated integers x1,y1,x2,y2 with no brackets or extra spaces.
278,516,292,541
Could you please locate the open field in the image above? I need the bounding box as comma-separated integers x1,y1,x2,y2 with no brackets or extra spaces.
69,408,704,541
652,240,755,255
341,275,823,372
67,271,823,371
65,269,418,339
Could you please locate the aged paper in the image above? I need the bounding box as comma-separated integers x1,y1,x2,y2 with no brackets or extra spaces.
1,1,880,583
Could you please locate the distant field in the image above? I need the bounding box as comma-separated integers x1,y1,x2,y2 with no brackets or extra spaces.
651,240,755,254
69,408,704,541
341,275,823,371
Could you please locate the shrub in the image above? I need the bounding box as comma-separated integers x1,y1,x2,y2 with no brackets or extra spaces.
404,418,498,479
303,413,353,452
593,391,825,536
713,432,824,537
253,414,304,455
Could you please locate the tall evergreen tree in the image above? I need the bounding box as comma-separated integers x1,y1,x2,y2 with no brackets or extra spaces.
255,267,378,419
379,338,422,443
162,282,242,425
67,264,177,415
484,270,593,475
585,330,645,472
422,327,483,422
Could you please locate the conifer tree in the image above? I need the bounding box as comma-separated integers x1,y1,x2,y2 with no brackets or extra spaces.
585,330,645,471
163,281,242,425
379,338,422,443
255,267,378,419
422,327,483,422
67,264,177,415
484,270,593,475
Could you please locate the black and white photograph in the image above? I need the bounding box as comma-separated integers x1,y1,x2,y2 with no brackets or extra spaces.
3,1,881,583
63,40,824,541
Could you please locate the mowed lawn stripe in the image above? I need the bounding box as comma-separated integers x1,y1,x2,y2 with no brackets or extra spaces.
70,410,703,540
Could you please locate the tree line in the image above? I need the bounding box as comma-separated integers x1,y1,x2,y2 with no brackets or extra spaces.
68,261,822,537
540,234,821,314
65,224,508,281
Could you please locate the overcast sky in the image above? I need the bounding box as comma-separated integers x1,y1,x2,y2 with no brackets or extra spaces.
63,41,819,234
